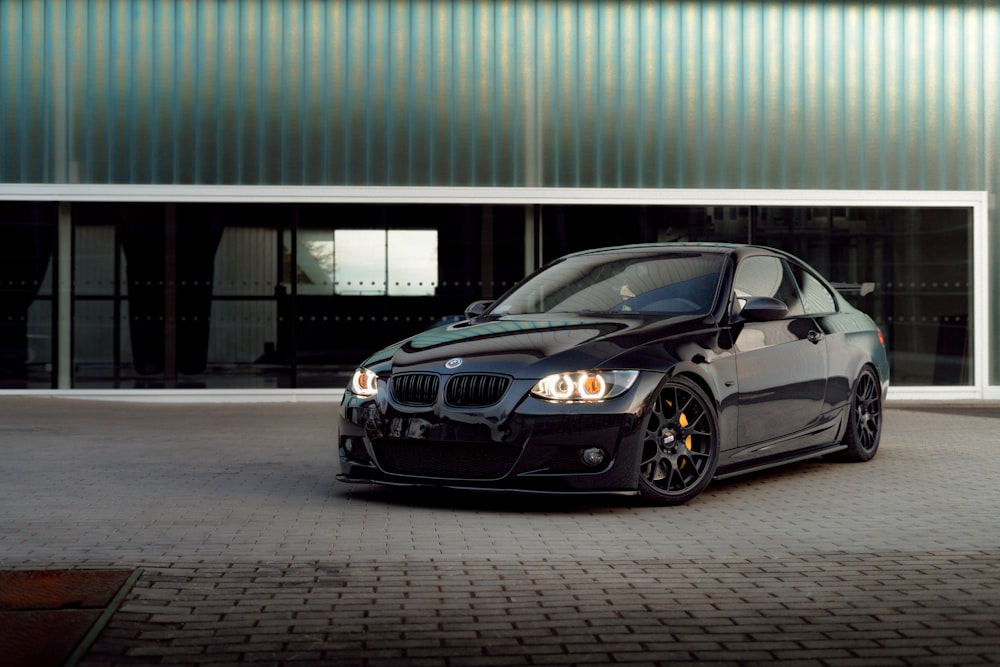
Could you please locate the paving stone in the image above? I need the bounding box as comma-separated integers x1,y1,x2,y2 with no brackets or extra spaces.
1,399,999,665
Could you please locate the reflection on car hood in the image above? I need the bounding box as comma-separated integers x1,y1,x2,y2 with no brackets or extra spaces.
375,314,708,377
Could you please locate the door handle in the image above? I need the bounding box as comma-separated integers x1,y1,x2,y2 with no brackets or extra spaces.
808,330,824,344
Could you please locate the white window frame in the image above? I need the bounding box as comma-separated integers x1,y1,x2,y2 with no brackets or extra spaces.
0,185,989,402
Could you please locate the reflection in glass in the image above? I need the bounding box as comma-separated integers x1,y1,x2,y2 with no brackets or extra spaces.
335,229,438,296
335,229,387,295
1,201,976,391
753,207,972,386
285,230,336,294
492,251,724,316
0,203,55,388
388,230,438,296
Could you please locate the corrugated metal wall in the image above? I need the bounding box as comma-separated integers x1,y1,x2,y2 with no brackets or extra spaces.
1,0,995,190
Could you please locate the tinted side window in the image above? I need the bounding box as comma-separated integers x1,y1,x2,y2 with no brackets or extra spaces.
790,265,838,315
733,256,804,316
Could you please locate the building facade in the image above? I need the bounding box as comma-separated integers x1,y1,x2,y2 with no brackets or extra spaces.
0,1,995,400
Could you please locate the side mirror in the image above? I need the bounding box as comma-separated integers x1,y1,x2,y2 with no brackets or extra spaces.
464,300,493,320
739,296,788,322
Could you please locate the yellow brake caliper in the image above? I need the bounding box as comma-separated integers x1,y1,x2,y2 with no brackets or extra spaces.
664,400,693,470
680,412,692,449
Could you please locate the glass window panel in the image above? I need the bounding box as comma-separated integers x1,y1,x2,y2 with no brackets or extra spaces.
71,204,124,387
733,256,804,316
753,207,972,386
792,266,838,315
334,229,387,295
285,229,336,295
209,211,284,387
387,230,437,296
0,203,55,388
70,203,292,389
333,229,438,296
540,205,745,263
27,199,979,392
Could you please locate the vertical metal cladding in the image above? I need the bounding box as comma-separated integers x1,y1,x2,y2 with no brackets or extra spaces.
0,0,994,191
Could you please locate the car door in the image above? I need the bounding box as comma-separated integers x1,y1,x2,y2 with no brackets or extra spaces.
731,255,829,452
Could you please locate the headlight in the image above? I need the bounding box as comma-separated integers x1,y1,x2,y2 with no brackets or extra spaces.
349,368,379,398
531,370,639,402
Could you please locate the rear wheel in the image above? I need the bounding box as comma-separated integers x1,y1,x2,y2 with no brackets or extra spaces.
638,376,719,505
837,365,883,462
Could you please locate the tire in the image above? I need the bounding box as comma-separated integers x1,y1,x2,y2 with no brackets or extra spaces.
837,365,883,462
637,375,720,506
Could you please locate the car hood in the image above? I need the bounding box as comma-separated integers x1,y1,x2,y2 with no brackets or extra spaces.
364,313,714,378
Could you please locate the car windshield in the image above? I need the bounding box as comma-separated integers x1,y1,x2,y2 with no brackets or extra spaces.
490,251,725,317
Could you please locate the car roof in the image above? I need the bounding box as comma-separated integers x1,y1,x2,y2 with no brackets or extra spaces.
561,242,785,260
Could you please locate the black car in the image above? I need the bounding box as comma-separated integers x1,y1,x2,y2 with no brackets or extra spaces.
338,243,888,505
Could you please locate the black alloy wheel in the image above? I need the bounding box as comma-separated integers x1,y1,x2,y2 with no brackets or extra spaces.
837,365,883,462
638,375,720,505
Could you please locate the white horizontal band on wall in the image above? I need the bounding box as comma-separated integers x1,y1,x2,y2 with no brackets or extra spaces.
0,184,989,209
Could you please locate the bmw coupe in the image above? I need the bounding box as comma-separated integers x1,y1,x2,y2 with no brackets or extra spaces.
338,243,888,505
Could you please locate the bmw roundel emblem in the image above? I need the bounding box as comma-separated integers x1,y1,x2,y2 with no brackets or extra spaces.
445,357,463,369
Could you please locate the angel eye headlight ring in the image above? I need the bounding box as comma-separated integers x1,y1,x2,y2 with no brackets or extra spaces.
531,370,638,402
578,373,607,399
350,368,379,398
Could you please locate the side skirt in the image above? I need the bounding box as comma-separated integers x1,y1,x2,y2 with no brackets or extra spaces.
713,444,847,481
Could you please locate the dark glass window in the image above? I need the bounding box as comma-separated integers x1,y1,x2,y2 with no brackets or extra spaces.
734,256,804,317
0,203,55,388
790,265,838,315
64,203,525,389
754,207,972,386
493,251,724,316
0,200,975,390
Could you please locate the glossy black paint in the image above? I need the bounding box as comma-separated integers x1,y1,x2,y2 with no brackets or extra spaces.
338,243,889,502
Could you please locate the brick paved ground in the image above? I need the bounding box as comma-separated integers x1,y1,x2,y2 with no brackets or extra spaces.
1,397,998,665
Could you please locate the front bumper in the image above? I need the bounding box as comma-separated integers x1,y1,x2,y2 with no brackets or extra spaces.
337,373,661,494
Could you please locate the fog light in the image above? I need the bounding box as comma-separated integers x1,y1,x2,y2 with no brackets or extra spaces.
581,447,606,467
342,437,354,454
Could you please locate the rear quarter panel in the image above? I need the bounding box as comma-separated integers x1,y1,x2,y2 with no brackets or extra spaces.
815,310,889,412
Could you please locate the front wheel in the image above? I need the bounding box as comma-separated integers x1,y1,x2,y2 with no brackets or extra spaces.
637,376,720,506
836,365,883,462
